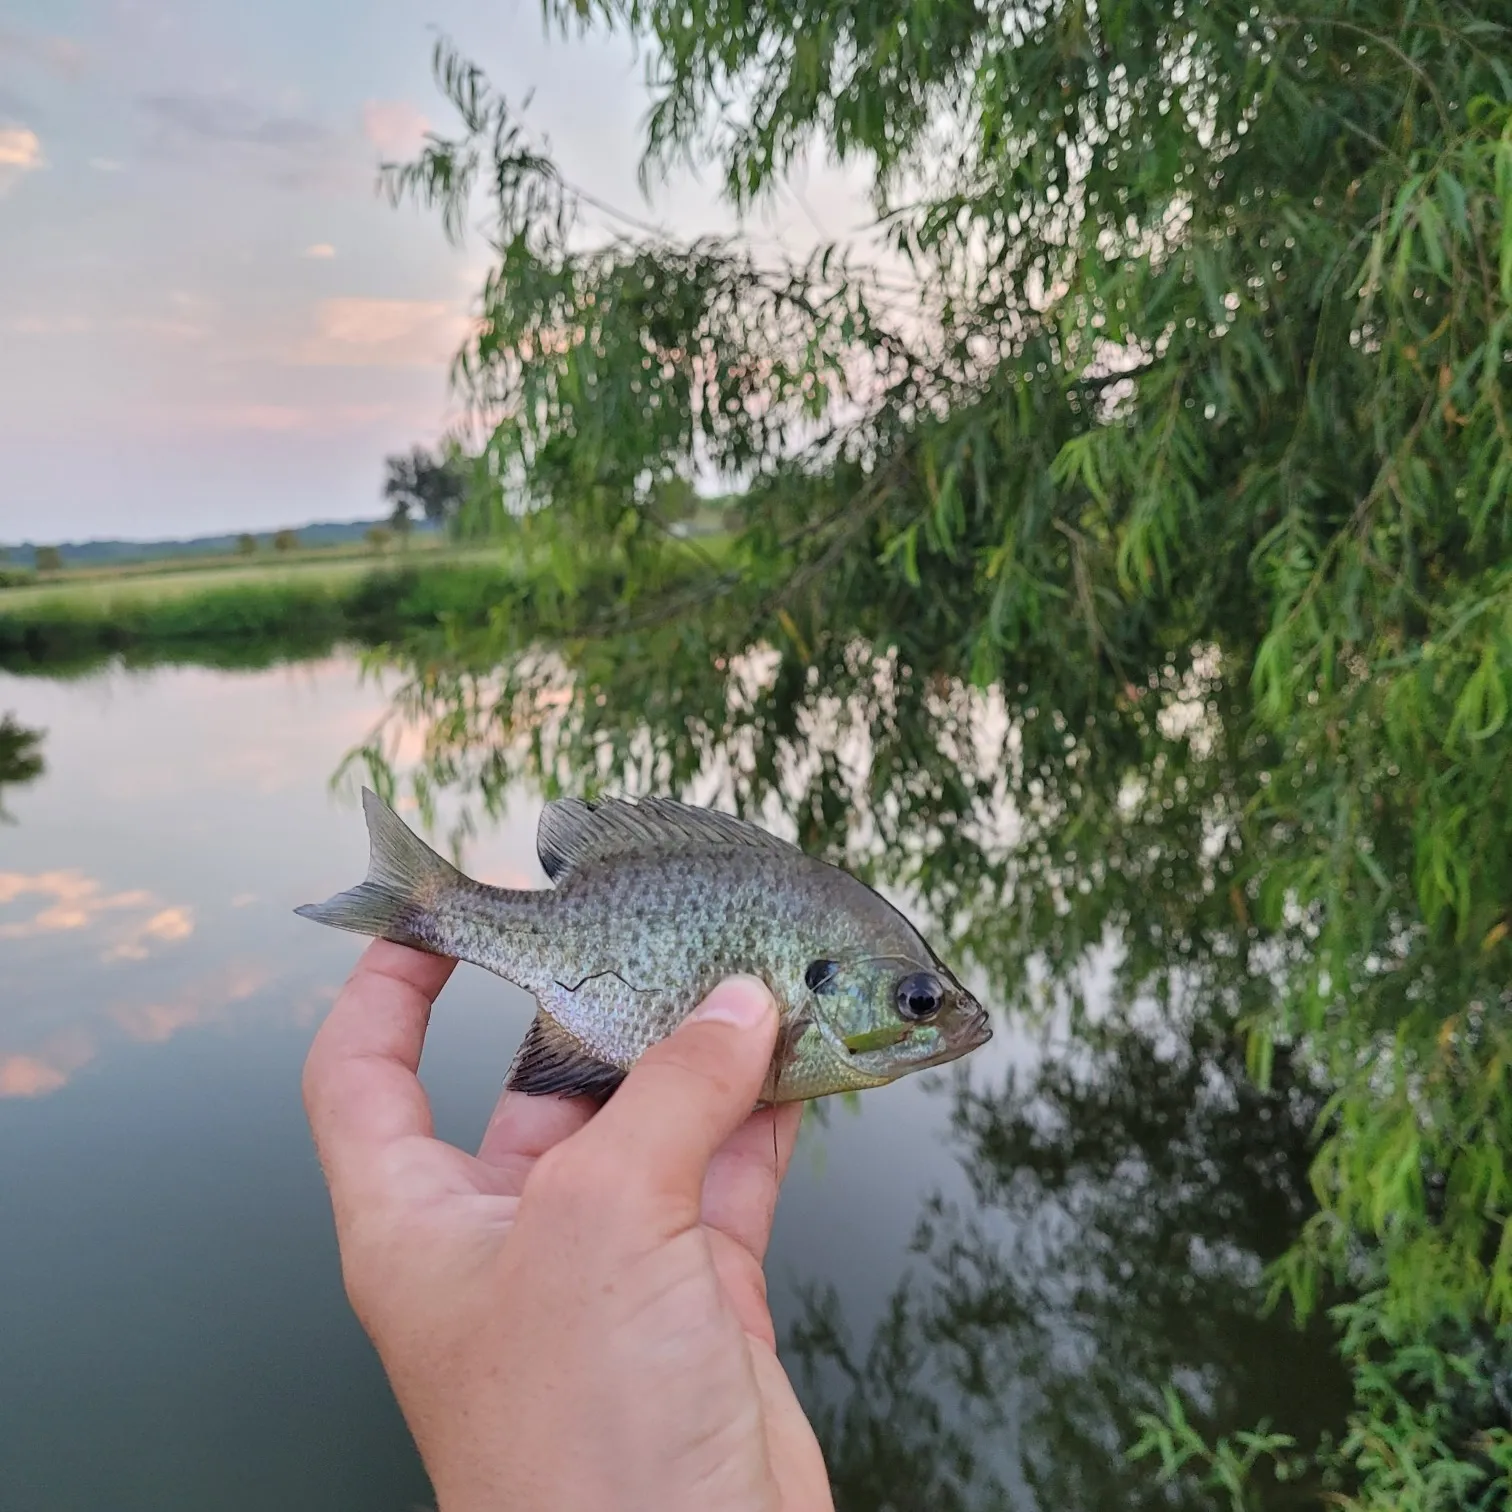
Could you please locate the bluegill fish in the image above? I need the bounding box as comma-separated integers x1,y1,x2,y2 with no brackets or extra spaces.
296,790,990,1102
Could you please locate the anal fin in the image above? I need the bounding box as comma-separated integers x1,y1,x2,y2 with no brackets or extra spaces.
505,1013,627,1100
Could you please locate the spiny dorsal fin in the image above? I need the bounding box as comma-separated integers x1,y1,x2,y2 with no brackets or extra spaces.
536,796,796,884
504,1013,627,1099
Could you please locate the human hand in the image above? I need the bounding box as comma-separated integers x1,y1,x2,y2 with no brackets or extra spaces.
302,940,834,1512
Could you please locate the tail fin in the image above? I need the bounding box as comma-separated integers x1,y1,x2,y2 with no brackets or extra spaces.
294,788,461,946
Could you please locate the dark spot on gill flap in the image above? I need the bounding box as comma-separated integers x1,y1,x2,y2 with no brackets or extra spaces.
504,1013,627,1100
804,958,840,993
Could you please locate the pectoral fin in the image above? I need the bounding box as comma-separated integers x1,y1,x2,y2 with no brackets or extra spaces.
504,1013,627,1100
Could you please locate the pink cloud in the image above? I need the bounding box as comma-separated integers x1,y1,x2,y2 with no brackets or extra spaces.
0,1030,97,1100
297,296,471,368
110,964,270,1044
0,125,44,195
0,963,275,1099
0,126,42,168
103,906,195,962
0,1055,70,1098
0,870,155,938
362,100,429,160
0,869,197,964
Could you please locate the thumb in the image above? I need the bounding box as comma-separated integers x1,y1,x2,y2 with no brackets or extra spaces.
574,976,778,1217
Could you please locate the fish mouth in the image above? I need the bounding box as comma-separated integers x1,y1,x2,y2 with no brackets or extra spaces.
928,1001,991,1067
957,1002,992,1053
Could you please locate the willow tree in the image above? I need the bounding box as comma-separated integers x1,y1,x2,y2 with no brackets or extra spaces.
379,5,1512,1504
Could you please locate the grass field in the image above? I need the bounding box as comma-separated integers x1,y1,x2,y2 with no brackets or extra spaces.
0,539,477,607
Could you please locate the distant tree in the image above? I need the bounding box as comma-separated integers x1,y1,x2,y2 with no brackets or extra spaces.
34,547,62,573
272,529,299,554
382,445,466,527
236,533,257,556
365,524,393,552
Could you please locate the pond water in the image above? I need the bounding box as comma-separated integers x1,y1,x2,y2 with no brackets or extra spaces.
0,658,1349,1511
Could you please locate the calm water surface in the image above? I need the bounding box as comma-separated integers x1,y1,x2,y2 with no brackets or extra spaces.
0,659,1347,1511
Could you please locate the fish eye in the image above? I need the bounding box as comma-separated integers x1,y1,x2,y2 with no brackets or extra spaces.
897,972,944,1021
805,959,840,993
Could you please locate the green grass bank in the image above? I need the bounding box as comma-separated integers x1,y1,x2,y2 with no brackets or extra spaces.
0,550,520,674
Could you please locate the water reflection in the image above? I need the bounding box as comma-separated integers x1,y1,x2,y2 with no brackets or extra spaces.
358,628,1362,1504
0,868,189,950
0,710,44,818
0,958,291,1100
791,1014,1348,1510
0,657,1350,1511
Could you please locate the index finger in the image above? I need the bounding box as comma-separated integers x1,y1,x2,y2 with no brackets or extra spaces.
302,939,455,1200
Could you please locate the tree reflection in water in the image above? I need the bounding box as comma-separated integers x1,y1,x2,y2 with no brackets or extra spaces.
0,713,44,820
786,1012,1350,1511
350,638,1359,1505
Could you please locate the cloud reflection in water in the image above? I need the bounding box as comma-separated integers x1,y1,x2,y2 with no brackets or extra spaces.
0,869,194,964
0,960,278,1100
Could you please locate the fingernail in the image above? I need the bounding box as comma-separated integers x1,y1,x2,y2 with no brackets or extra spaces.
690,975,775,1029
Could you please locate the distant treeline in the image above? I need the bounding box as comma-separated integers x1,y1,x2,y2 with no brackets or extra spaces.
0,558,516,675
0,518,444,571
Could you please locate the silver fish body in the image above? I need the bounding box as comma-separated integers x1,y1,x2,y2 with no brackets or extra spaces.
296,790,990,1102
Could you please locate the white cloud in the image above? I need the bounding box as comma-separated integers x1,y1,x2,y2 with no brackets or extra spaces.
88,156,123,173
303,242,336,259
362,100,429,160
0,125,43,195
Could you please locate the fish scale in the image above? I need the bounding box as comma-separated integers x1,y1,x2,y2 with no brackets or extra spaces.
296,789,991,1103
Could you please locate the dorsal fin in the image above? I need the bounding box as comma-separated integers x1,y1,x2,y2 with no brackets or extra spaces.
536,796,796,883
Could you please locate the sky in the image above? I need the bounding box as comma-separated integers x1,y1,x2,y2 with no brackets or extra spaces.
0,0,870,544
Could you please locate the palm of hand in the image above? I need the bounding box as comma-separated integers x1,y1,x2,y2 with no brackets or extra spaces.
304,943,833,1512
